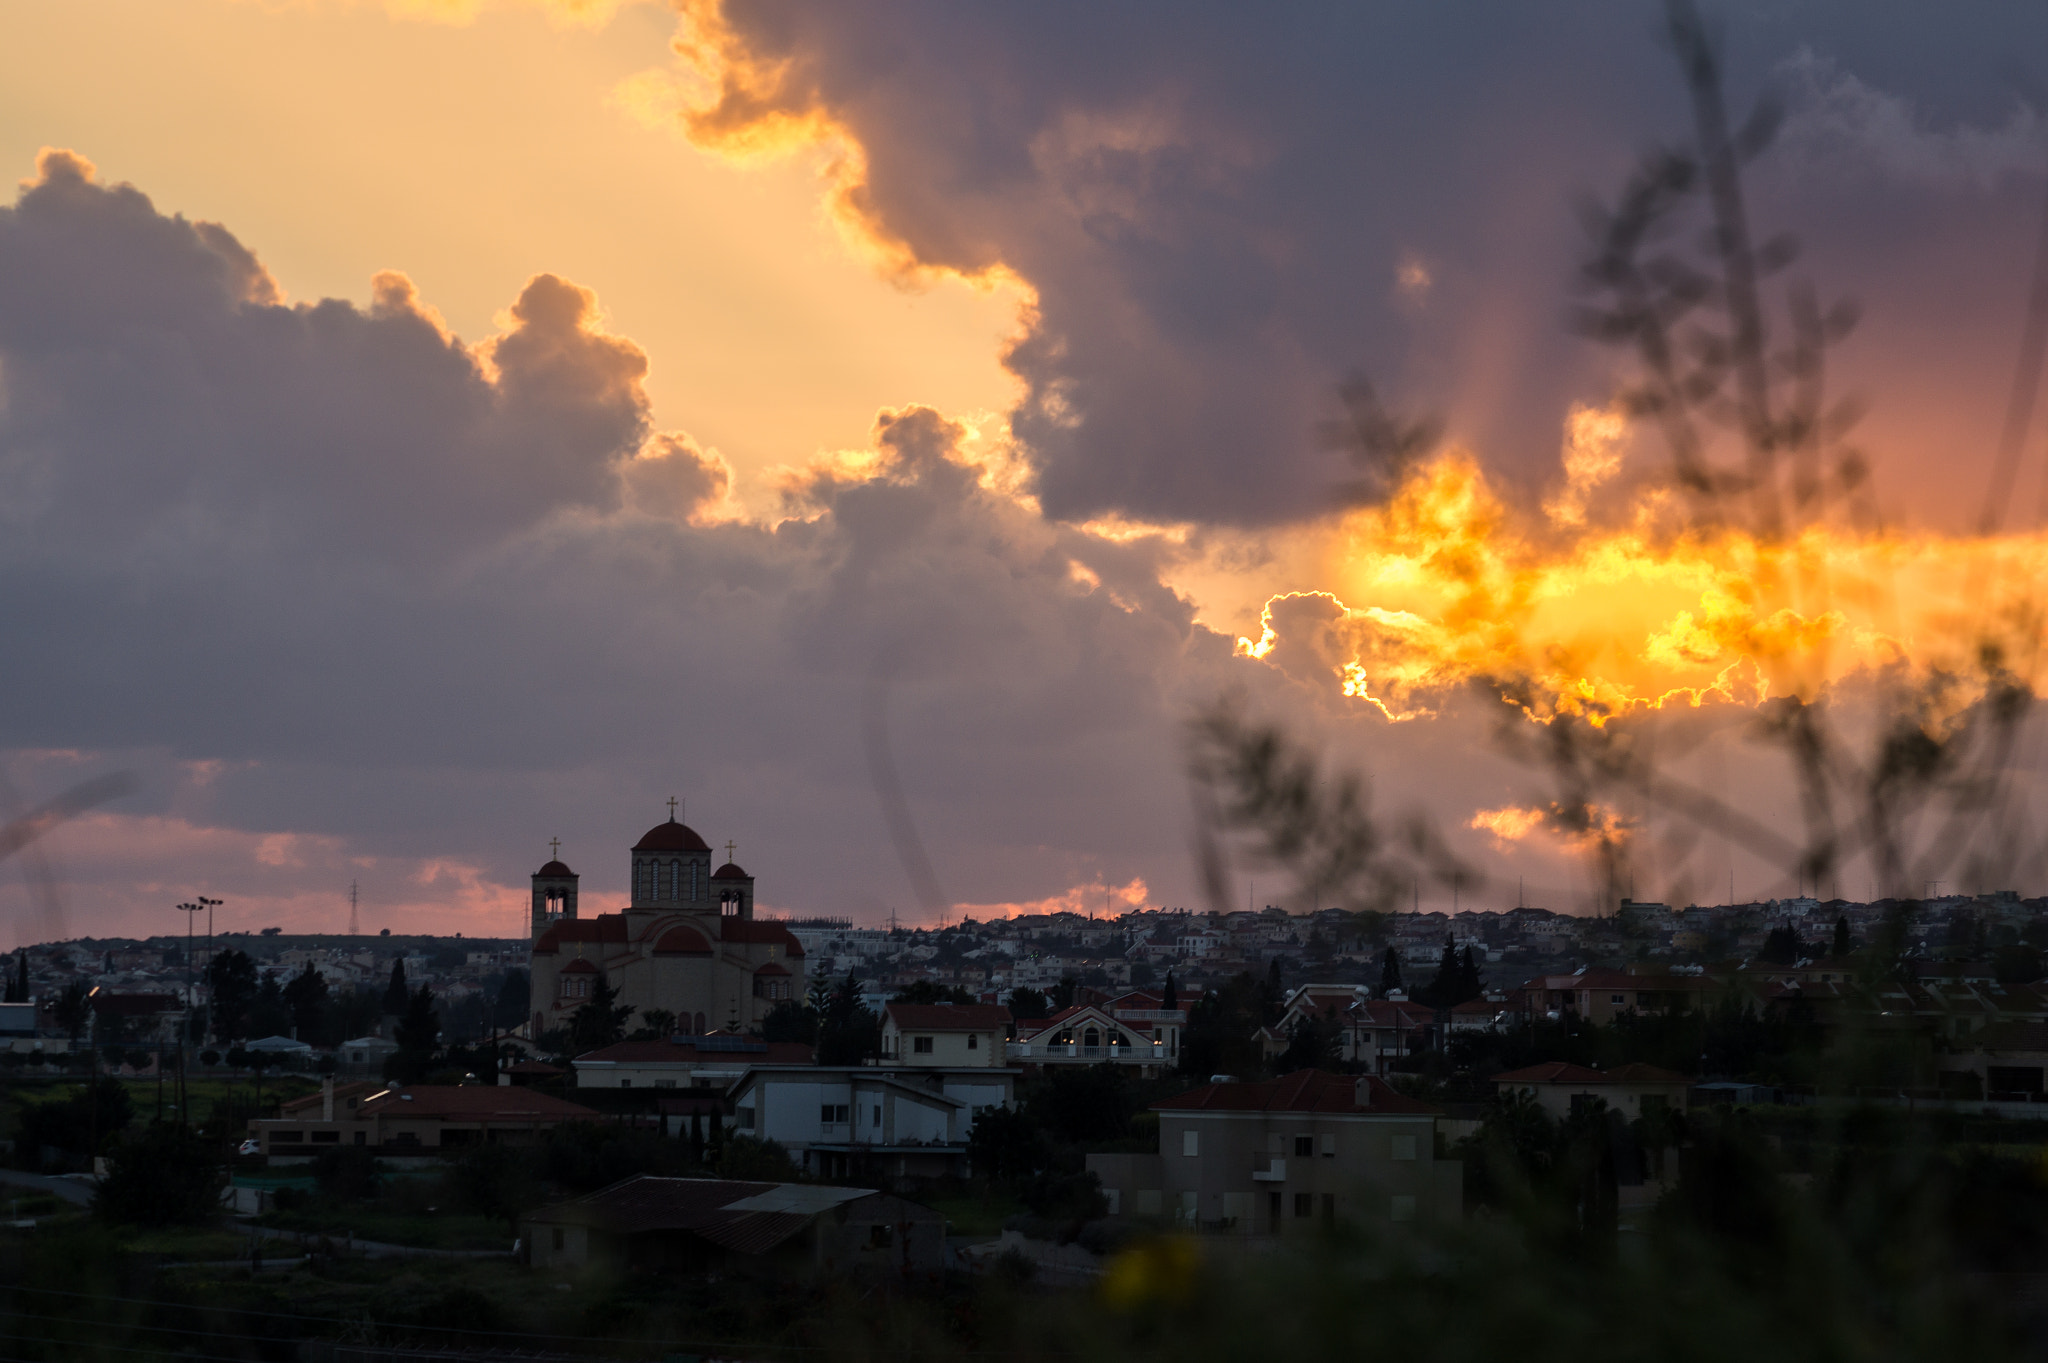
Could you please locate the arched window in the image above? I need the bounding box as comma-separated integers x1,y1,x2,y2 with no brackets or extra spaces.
1083,1028,1101,1048
668,859,681,899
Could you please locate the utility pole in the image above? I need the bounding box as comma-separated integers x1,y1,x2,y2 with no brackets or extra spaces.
177,901,203,1132
347,880,360,937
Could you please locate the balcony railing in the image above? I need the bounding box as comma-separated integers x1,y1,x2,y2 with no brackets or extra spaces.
1250,1158,1286,1182
1009,1041,1167,1062
1111,1009,1186,1023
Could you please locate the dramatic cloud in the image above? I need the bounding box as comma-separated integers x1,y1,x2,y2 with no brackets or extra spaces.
655,1,2048,529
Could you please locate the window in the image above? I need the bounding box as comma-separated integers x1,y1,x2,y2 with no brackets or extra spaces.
619,1079,632,1088
311,1131,340,1144
869,1224,894,1248
271,1130,303,1142
1268,1191,1282,1227
1391,1134,1418,1161
1611,994,1627,1006
1320,1134,1336,1157
1390,1194,1417,1222
1182,1129,1200,1157
737,1108,756,1130
1293,1192,1313,1218
1293,1135,1314,1157
873,1104,883,1126
669,859,681,898
552,1228,565,1252
820,1104,849,1125
913,1036,934,1054
967,1034,979,1050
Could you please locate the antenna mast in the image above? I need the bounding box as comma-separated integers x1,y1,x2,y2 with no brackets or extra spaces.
347,880,360,936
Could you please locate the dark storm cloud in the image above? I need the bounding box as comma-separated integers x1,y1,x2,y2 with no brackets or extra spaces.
685,0,2048,526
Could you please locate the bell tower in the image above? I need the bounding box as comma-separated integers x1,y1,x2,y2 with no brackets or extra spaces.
532,840,578,938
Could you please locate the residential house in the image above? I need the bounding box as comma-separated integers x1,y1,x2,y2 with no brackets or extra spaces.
1492,1062,1691,1122
1011,1004,1174,1073
249,1083,598,1157
727,1064,1017,1182
1086,1070,1460,1233
524,1175,945,1280
1937,1020,2048,1098
572,1034,814,1089
1514,968,1721,1024
879,1003,1011,1067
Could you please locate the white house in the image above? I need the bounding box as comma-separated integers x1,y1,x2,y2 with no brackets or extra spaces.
879,1003,1011,1067
728,1064,1018,1182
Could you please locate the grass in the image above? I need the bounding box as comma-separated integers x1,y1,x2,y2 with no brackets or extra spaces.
924,1190,1027,1239
117,1226,250,1260
254,1207,513,1252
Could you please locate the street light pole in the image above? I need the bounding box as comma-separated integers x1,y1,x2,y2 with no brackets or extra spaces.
177,901,203,1132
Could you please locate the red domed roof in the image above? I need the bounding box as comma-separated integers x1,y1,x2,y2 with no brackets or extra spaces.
712,862,750,880
536,859,576,879
653,925,714,956
754,961,791,976
633,818,711,853
562,958,599,974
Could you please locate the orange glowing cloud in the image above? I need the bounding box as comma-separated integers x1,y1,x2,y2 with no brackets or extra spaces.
1230,430,2048,724
957,876,1153,923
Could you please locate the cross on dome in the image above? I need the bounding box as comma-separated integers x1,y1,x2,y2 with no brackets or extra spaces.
667,796,679,820
549,837,560,859
725,841,737,861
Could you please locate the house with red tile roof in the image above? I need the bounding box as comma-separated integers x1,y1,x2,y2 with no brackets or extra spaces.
880,1002,1012,1067
1086,1069,1460,1234
249,1083,599,1157
572,1033,815,1089
1492,1061,1692,1122
1011,1003,1175,1073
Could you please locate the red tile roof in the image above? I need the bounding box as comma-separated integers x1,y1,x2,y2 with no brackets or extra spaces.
885,1003,1013,1031
1493,1061,1690,1085
358,1085,597,1122
574,1037,814,1066
719,920,806,955
712,862,750,880
633,818,711,852
534,915,631,953
536,859,576,879
1154,1069,1439,1115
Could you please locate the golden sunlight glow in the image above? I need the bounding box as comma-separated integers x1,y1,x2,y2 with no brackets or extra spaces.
1232,444,2048,723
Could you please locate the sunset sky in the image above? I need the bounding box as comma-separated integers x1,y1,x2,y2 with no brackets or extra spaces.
1,0,2046,942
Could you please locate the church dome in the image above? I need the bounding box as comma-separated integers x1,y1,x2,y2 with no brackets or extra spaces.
536,859,576,879
712,862,750,880
633,818,710,853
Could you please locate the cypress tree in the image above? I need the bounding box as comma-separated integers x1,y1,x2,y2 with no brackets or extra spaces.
382,959,409,1016
1161,972,1178,1012
1379,947,1402,997
1832,915,1852,960
1456,946,1482,1004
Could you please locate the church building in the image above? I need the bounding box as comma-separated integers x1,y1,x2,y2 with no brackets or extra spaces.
528,806,804,1040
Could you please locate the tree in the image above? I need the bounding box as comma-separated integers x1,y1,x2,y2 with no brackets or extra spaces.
52,981,91,1041
93,1124,221,1226
816,972,880,1066
566,974,634,1053
1421,934,1459,1006
760,999,817,1044
1379,946,1402,996
205,950,258,1042
2,949,24,1003
629,1007,677,1041
1009,987,1051,1021
491,969,530,1032
1759,925,1801,965
1276,1008,1343,1072
1161,972,1178,1012
1832,915,1853,959
891,980,975,1005
1456,945,1483,1004
389,983,440,1083
245,974,291,1039
282,963,330,1044
1049,976,1078,1011
382,958,410,1016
